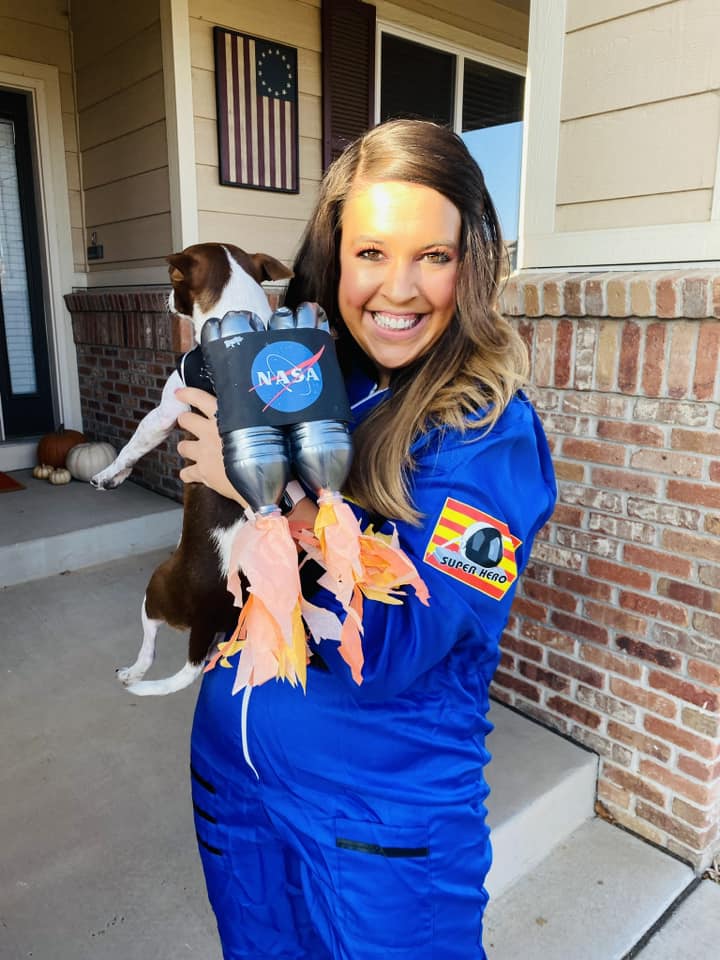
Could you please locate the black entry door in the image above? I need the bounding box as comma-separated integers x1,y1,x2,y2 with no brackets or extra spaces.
0,89,54,439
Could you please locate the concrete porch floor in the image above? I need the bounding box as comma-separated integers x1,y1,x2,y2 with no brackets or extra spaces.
0,470,181,587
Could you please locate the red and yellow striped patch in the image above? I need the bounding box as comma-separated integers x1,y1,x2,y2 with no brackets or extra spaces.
423,497,522,599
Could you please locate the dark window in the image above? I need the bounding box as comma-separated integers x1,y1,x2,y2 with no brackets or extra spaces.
380,34,455,126
462,59,525,131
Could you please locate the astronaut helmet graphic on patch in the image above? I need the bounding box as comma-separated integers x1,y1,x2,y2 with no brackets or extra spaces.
460,523,503,568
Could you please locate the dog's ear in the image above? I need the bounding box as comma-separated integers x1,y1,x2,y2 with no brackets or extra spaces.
166,252,194,284
250,252,294,282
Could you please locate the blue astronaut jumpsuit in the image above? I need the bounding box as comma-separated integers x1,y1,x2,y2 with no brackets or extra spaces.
190,369,557,960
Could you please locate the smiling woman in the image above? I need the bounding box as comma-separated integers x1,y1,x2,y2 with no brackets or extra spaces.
338,181,461,385
178,119,556,960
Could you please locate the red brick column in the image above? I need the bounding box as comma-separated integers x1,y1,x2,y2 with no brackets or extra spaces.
496,270,720,869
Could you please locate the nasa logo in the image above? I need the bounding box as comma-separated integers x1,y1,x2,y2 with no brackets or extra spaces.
250,340,324,413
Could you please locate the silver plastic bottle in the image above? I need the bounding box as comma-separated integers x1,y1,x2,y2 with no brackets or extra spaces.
201,310,289,514
283,303,354,495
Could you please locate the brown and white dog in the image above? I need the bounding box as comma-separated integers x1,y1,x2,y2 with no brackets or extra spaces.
93,242,293,695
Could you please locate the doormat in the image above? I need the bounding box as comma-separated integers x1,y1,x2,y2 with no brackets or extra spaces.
0,471,26,493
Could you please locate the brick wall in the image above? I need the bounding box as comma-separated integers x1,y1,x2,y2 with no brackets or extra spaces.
66,289,190,500
496,269,720,869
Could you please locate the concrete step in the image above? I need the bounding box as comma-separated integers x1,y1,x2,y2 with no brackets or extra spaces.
636,880,720,959
485,701,598,899
484,817,695,960
0,469,182,587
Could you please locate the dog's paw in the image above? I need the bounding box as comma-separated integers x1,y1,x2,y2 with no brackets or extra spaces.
116,665,146,685
92,465,132,489
125,679,172,696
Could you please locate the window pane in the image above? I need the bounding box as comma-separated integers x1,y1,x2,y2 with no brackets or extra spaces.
380,34,454,126
461,61,525,264
462,59,524,131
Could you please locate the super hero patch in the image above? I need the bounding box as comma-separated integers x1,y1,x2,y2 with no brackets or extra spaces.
424,497,522,599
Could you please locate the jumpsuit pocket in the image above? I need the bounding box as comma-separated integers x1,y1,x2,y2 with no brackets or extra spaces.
190,763,235,908
333,817,433,949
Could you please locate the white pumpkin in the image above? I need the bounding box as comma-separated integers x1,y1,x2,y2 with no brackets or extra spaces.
32,463,54,479
66,442,117,482
48,467,72,485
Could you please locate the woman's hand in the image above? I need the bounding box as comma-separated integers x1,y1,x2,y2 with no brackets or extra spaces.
175,387,248,507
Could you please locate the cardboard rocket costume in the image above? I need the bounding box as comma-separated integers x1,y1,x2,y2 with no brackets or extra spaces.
198,303,428,692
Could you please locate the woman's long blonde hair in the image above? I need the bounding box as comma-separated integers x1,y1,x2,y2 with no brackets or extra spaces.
286,119,528,524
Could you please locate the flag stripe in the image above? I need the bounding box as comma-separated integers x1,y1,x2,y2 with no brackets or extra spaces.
232,34,242,182
283,100,289,189
245,38,262,186
290,101,297,190
280,99,287,190
257,86,265,185
268,97,276,187
216,34,230,183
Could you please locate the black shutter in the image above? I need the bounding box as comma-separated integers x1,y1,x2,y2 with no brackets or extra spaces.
321,0,376,170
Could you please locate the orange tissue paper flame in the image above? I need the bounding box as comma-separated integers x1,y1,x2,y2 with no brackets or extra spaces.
298,493,430,685
207,512,308,692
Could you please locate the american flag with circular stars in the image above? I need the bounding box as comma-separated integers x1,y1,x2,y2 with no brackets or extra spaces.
214,28,299,193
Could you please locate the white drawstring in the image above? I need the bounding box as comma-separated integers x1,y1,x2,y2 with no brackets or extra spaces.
240,685,260,780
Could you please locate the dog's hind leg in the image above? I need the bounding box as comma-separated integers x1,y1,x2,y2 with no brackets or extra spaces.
117,596,160,685
122,621,214,697
124,660,205,697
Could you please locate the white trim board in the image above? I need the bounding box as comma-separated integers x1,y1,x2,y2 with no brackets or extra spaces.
0,56,81,455
160,0,198,251
523,220,720,270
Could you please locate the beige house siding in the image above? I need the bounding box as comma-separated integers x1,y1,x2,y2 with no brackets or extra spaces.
557,0,720,233
0,1,84,271
190,0,322,263
72,0,171,273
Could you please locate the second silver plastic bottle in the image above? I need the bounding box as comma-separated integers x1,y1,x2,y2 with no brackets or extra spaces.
283,302,354,495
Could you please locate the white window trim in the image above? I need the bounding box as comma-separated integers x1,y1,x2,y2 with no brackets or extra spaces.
374,20,526,131
520,0,720,270
0,56,81,458
160,0,198,253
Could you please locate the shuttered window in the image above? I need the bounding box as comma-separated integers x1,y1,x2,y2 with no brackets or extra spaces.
321,0,376,170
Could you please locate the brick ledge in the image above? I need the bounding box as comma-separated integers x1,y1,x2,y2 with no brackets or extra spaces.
500,269,720,320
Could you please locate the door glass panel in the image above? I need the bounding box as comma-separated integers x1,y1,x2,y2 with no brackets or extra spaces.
461,60,525,270
0,117,38,394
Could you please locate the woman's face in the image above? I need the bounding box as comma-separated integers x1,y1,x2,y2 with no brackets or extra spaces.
338,180,462,387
